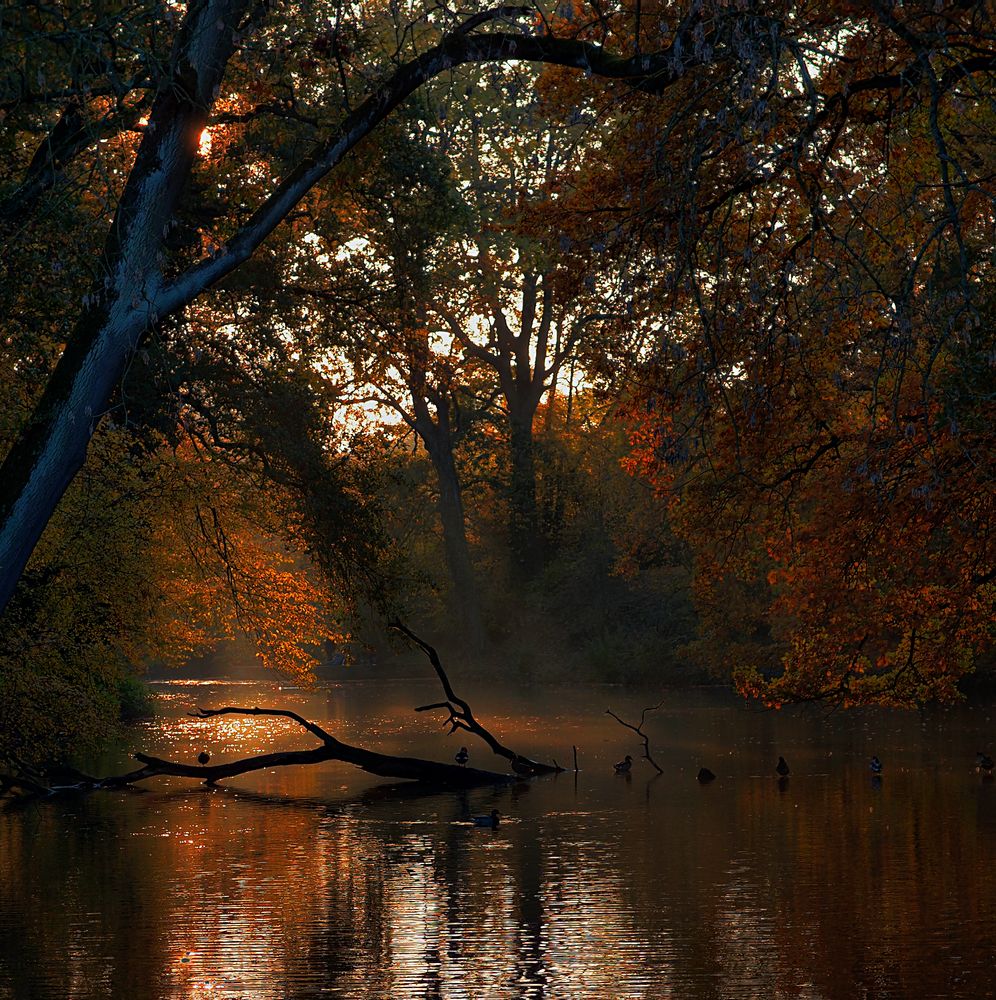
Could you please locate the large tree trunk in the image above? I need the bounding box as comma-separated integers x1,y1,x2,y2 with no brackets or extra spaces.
507,409,542,578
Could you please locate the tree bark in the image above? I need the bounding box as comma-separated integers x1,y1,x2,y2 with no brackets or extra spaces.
508,408,542,577
0,0,251,613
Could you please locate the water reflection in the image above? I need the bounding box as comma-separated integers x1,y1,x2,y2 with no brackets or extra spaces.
2,682,996,998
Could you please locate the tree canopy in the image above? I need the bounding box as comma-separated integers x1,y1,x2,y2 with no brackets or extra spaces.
0,0,994,768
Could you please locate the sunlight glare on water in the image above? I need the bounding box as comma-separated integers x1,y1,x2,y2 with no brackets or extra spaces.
2,678,996,999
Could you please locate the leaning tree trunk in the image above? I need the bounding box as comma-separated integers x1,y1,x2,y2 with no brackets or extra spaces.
0,0,250,616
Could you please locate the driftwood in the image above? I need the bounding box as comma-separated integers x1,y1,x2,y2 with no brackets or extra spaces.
393,621,563,776
3,706,512,798
606,702,665,774
0,772,52,796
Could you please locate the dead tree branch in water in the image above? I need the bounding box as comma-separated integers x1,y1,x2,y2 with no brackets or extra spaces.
606,703,665,774
2,705,515,800
2,627,567,801
110,705,515,788
391,620,563,776
0,772,52,797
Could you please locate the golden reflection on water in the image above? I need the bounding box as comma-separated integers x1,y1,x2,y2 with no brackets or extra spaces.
3,683,996,999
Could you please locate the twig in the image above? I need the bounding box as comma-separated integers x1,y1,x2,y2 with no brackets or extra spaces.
189,705,337,745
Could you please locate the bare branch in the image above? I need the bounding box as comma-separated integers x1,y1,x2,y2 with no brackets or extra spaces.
606,703,665,774
94,704,516,790
189,705,337,745
392,621,563,775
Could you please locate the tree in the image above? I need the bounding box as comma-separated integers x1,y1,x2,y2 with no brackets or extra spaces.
280,116,490,651
609,1,996,705
0,0,749,618
0,414,344,770
426,65,626,576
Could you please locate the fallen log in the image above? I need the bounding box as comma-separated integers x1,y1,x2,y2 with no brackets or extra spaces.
97,706,516,790
2,625,564,799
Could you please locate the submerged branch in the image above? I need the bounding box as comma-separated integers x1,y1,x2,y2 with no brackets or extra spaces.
0,772,52,797
2,626,570,802
1,704,516,801
103,705,515,789
606,703,665,774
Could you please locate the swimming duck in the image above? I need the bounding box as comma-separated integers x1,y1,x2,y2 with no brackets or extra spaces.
455,746,469,766
473,809,500,828
870,755,883,775
614,755,633,774
976,751,994,773
197,751,210,765
697,767,716,783
776,756,790,777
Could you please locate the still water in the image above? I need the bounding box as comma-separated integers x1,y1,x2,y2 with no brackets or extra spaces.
2,677,996,999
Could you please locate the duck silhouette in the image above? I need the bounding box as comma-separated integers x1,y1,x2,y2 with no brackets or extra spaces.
776,756,790,777
614,755,633,774
455,747,469,766
472,809,500,828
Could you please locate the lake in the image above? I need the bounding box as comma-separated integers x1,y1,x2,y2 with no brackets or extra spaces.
2,677,995,999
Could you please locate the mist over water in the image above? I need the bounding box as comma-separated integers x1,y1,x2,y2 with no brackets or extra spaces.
2,677,995,999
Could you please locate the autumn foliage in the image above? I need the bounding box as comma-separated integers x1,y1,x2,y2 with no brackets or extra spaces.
607,0,996,706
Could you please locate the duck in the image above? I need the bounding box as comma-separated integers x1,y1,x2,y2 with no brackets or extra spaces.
613,755,633,774
776,756,790,777
976,751,994,773
197,751,210,765
870,755,883,775
473,809,500,828
455,746,469,766
697,767,716,783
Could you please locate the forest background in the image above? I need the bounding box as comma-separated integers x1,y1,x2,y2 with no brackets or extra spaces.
1,0,993,772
